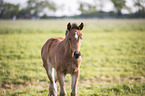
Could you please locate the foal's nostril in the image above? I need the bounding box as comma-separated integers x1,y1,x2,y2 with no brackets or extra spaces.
74,51,81,59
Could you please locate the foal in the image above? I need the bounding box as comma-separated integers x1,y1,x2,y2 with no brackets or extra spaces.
41,22,84,96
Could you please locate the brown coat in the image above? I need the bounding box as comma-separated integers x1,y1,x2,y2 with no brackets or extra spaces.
41,22,84,96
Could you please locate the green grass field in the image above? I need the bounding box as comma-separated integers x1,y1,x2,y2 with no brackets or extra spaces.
0,19,145,96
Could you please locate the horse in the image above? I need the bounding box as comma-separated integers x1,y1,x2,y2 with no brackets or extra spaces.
41,22,84,96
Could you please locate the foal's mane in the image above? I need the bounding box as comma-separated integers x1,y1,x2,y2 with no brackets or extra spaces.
71,23,79,29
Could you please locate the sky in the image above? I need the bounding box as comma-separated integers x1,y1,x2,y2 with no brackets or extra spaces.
4,0,137,16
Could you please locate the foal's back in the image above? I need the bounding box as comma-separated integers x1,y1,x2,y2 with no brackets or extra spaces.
41,37,64,66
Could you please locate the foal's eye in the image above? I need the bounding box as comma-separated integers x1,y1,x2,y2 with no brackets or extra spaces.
69,37,71,40
80,36,83,40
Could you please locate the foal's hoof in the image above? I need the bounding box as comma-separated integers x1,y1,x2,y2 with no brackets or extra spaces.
60,93,67,96
48,93,52,96
48,93,57,96
71,93,77,96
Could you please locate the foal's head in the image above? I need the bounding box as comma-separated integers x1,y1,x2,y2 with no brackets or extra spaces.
65,22,84,59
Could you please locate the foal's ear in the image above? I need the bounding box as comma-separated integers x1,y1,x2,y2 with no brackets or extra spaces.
79,22,84,30
67,22,72,30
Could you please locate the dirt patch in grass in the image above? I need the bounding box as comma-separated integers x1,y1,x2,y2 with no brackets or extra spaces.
1,76,144,92
80,76,145,85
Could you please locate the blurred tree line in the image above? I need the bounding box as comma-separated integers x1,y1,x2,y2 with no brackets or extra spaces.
78,0,145,18
0,0,56,19
0,0,144,19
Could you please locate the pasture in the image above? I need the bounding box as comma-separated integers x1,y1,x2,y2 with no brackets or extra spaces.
0,19,145,96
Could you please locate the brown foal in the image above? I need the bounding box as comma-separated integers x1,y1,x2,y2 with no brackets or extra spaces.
41,22,84,96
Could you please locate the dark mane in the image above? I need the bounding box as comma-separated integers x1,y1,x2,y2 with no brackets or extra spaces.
65,30,68,36
72,23,79,29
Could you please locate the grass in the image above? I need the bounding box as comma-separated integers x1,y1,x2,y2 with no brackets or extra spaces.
0,19,145,96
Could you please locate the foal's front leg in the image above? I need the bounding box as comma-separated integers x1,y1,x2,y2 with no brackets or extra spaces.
71,70,80,96
57,71,67,96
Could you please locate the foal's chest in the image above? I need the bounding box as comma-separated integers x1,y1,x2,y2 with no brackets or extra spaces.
63,58,81,74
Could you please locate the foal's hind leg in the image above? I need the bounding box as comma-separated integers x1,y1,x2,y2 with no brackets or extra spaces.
43,60,57,96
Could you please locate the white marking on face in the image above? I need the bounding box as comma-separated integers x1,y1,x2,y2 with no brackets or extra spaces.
75,32,78,40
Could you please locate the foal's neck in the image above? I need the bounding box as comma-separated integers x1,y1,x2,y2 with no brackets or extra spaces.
63,38,73,57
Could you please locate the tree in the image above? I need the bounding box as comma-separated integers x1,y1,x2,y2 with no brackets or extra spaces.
95,0,105,11
0,0,4,18
25,0,57,17
78,2,97,15
111,0,127,17
133,0,145,17
0,0,19,19
134,0,145,10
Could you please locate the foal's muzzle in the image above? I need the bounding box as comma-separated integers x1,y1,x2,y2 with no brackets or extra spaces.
73,51,81,59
